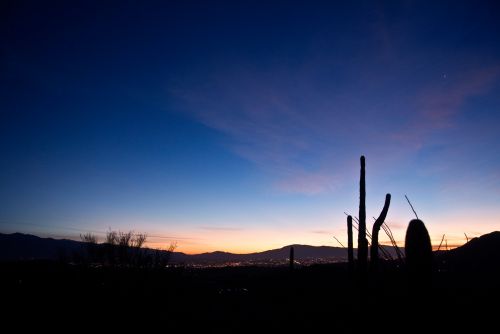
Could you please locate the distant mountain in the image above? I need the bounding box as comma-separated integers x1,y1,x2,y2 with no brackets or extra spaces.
171,244,353,263
170,243,402,264
0,232,83,261
0,232,401,263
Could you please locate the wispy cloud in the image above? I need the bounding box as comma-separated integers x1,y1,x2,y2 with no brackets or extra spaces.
392,65,500,147
170,65,373,195
275,170,341,195
310,230,334,235
198,226,243,232
170,54,500,195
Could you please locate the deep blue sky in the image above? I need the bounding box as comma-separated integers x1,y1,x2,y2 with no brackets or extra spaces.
1,1,500,252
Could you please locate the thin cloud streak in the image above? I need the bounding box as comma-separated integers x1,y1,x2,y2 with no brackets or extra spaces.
171,67,371,194
392,65,500,147
170,27,500,196
198,226,244,232
310,230,334,235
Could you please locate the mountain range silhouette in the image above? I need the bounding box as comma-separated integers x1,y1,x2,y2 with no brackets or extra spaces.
1,232,359,262
2,231,499,265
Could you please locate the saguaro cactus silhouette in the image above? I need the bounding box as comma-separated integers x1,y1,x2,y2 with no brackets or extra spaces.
289,246,295,270
405,219,432,275
358,156,368,273
370,193,391,268
347,215,353,271
350,156,392,273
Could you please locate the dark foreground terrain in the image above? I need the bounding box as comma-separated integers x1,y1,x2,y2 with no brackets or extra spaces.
2,232,499,331
2,257,499,332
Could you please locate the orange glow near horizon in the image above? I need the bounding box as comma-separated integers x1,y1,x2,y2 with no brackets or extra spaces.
18,211,495,255
141,217,496,254
144,228,333,254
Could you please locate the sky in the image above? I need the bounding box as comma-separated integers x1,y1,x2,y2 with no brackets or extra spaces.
1,1,500,253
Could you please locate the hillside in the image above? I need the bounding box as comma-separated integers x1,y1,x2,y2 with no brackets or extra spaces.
438,231,500,271
0,233,83,261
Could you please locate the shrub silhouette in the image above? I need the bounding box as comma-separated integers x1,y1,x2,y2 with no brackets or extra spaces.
289,246,294,271
77,230,177,267
80,233,98,263
102,230,150,266
151,241,177,268
80,232,97,244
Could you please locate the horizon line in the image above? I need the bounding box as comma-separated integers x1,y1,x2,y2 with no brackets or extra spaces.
2,230,478,255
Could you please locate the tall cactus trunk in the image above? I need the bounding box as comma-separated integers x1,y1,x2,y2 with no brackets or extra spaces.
347,215,354,271
358,156,368,273
289,246,294,271
370,193,391,270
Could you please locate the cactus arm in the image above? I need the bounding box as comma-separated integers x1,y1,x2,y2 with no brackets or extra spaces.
370,193,391,267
